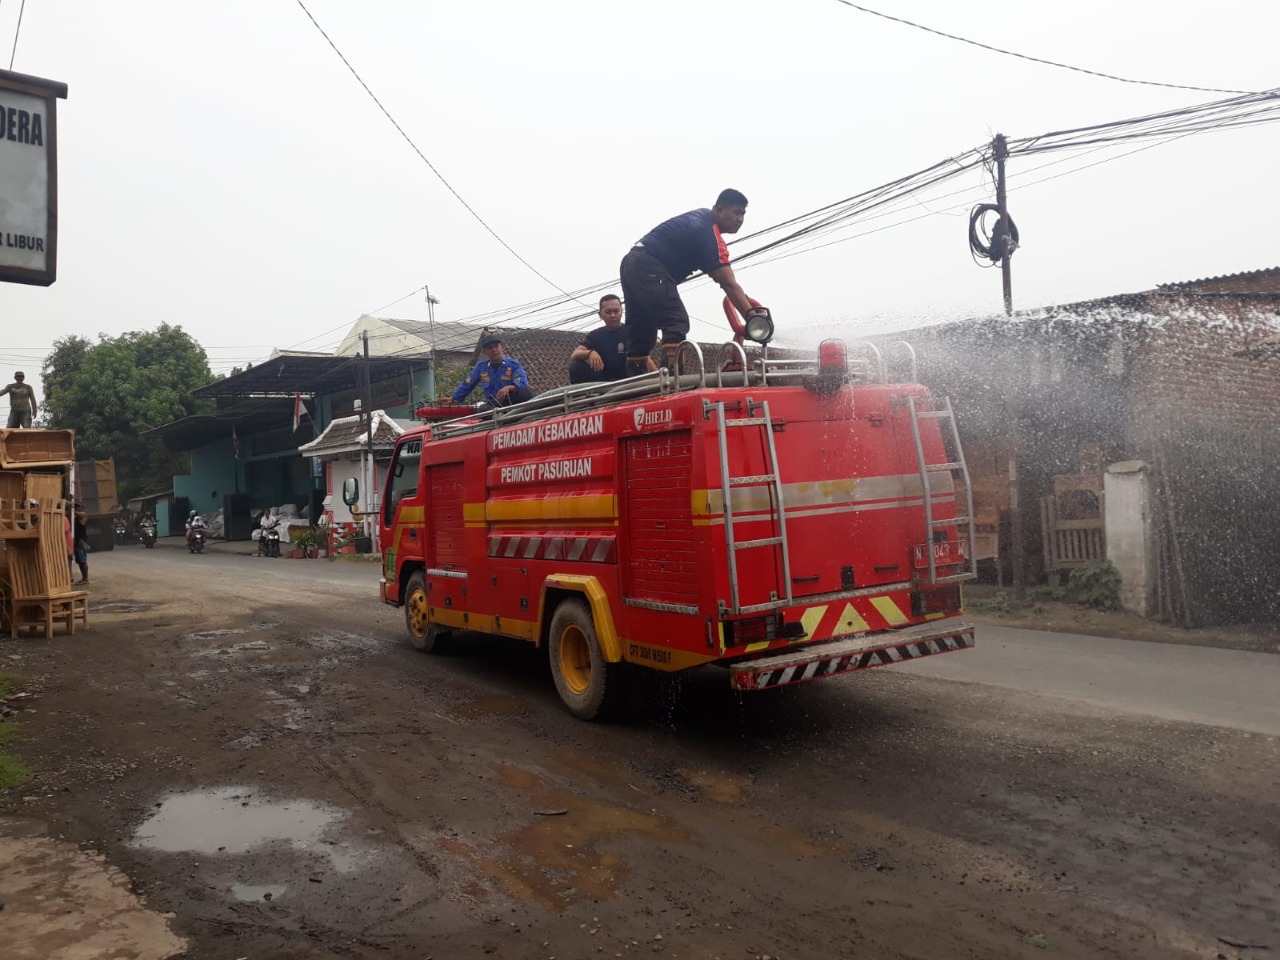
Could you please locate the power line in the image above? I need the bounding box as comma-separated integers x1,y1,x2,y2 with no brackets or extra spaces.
828,0,1256,96
8,0,26,70
293,1,587,307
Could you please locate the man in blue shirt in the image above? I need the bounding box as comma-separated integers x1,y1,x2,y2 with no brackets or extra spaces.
448,334,535,409
568,294,655,383
619,188,769,377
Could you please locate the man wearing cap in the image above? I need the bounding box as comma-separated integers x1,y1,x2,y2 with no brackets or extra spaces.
0,371,38,428
448,334,535,409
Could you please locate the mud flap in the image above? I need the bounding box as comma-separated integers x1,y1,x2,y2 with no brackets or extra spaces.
729,622,975,691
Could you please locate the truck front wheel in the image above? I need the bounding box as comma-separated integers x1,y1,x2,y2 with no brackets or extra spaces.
404,570,451,652
548,597,620,721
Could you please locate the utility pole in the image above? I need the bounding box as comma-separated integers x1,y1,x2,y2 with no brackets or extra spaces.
425,286,440,401
993,132,1025,597
993,133,1013,316
361,330,376,551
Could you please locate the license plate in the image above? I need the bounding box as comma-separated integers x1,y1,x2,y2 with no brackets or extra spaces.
913,539,967,568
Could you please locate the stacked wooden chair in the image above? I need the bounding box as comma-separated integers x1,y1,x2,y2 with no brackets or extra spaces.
0,430,88,639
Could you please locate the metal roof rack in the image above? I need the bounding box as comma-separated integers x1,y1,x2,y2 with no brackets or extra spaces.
427,339,883,441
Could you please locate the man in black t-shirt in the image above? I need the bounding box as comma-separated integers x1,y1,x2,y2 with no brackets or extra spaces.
619,188,769,377
569,295,654,383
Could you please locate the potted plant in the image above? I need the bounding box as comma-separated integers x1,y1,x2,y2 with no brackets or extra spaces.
290,526,315,559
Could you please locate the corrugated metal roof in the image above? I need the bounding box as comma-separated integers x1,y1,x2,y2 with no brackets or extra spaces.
1156,266,1280,291
298,411,404,457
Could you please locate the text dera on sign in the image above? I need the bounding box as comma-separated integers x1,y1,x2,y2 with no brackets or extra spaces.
1,105,44,146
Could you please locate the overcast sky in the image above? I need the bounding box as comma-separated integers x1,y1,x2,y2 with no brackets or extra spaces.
1,0,1276,412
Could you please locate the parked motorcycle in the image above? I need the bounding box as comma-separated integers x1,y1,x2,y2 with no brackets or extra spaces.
188,527,205,554
258,515,281,558
139,519,156,549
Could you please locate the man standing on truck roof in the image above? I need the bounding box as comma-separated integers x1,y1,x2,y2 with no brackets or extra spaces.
0,371,38,428
568,295,655,384
447,334,535,410
620,188,769,377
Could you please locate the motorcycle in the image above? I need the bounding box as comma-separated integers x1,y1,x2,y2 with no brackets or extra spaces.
139,519,156,549
188,527,206,554
114,520,129,545
258,516,281,558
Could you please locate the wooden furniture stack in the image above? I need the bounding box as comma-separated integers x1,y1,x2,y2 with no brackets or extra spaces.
0,429,89,639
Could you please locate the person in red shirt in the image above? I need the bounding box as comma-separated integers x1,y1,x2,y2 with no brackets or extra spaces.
619,189,768,377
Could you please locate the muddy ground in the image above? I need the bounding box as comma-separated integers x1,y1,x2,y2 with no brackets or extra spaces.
1,546,1277,960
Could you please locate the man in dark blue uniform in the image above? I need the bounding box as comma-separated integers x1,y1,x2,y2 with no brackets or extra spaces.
568,294,654,383
619,188,768,377
448,334,535,409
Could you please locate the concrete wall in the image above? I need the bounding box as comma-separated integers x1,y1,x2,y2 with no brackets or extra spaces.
173,437,239,516
323,454,387,526
1104,461,1154,616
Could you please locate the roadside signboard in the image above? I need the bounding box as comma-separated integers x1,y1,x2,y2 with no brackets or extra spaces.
0,69,68,286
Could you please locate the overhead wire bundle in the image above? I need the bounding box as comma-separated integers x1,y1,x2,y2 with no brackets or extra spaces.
321,86,1280,358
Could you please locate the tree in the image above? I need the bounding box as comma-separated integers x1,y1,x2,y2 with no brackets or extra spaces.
41,324,215,501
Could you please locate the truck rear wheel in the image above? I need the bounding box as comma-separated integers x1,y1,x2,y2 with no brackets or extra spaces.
404,570,451,652
548,597,619,721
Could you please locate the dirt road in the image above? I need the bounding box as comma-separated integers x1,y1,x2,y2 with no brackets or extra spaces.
1,545,1277,960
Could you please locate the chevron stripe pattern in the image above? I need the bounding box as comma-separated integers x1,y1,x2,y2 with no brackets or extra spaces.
733,630,973,691
487,535,617,563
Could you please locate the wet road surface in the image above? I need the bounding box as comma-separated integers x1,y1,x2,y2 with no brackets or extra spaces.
1,545,1276,960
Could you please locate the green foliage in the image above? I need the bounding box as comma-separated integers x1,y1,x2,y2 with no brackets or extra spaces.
0,753,31,789
291,525,323,553
0,674,29,790
432,362,470,402
1066,560,1123,610
965,591,1030,619
1028,585,1067,603
41,324,216,501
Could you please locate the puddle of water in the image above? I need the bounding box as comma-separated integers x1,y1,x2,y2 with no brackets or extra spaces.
185,628,247,640
231,882,287,901
95,602,155,613
132,787,358,870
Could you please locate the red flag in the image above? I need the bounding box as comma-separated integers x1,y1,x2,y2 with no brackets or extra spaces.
292,393,304,433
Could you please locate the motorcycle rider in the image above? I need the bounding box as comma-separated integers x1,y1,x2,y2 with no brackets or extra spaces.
185,510,206,547
258,509,281,556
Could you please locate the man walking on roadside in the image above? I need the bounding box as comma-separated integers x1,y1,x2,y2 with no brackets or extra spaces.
73,502,90,585
619,189,769,377
0,371,38,428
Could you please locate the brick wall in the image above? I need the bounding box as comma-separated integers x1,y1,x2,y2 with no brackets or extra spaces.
1125,295,1280,449
1122,286,1280,624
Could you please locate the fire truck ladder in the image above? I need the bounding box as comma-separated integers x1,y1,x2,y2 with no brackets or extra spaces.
713,400,794,614
905,395,977,586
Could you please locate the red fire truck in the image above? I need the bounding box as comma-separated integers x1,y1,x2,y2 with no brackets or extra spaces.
346,337,975,720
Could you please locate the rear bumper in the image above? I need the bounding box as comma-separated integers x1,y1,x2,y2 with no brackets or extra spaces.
729,621,974,691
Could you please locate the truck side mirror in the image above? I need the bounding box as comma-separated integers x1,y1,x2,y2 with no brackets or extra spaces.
341,477,359,507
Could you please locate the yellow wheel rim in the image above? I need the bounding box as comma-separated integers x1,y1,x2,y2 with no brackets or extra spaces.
558,623,592,696
407,589,430,638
